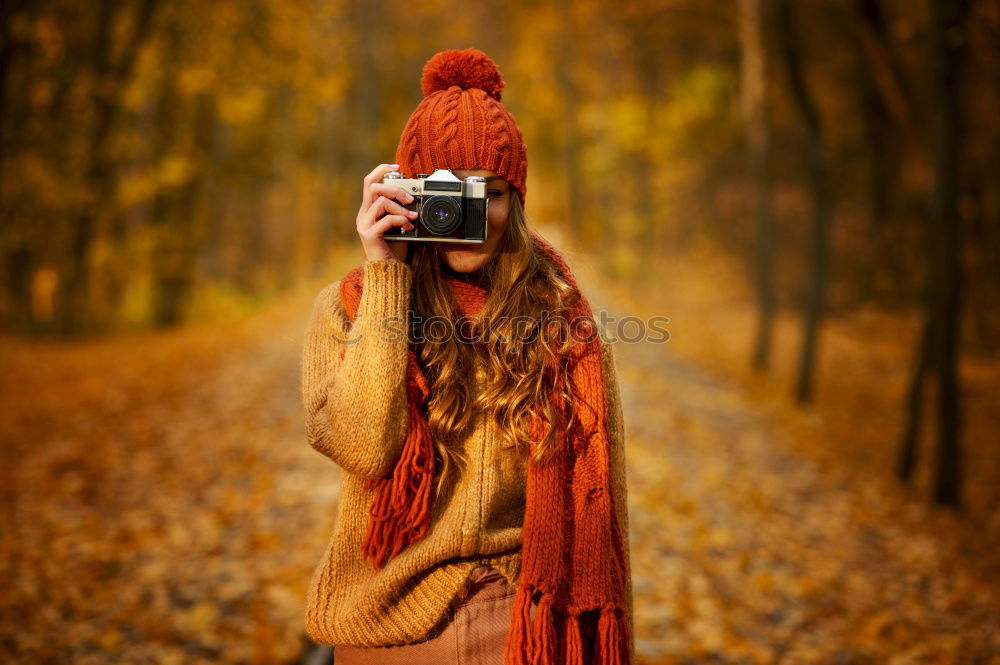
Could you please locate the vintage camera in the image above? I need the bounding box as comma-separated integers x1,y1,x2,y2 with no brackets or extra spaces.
381,169,488,243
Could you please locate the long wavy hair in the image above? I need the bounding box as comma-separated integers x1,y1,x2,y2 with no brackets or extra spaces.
405,191,585,498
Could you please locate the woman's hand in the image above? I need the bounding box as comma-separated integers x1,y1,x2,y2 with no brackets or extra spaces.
357,163,419,262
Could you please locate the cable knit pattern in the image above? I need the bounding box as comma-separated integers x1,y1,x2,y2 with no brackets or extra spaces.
399,101,428,177
485,92,513,179
436,87,462,157
394,48,529,204
300,257,634,662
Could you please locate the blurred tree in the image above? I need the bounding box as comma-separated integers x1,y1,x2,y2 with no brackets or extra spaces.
848,0,916,300
900,0,970,507
738,0,774,373
774,0,832,404
59,0,160,335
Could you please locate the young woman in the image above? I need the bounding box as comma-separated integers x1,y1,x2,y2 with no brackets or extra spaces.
300,48,634,665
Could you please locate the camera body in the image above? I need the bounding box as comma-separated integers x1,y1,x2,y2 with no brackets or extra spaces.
381,169,488,243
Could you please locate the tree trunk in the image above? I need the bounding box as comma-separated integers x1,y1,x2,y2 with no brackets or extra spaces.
739,0,774,373
898,306,933,485
775,0,832,404
926,0,968,508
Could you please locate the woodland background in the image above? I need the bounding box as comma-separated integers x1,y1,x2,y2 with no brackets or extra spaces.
1,0,998,663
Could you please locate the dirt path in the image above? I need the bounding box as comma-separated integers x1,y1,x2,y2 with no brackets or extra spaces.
3,246,997,664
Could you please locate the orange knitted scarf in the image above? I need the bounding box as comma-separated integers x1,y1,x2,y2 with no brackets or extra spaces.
338,230,631,665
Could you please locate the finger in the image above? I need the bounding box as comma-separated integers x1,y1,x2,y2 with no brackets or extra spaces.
359,196,414,232
361,163,401,211
369,182,416,205
357,196,391,232
367,194,418,221
361,215,413,244
364,214,415,238
363,163,400,187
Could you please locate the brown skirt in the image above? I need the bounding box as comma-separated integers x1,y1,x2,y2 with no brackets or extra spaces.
332,564,517,665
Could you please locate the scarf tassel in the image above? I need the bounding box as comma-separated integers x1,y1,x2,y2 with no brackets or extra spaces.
531,593,558,665
563,611,585,665
360,383,434,570
504,584,535,665
596,604,629,665
504,584,630,665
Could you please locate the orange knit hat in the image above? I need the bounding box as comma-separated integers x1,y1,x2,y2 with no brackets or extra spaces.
395,48,529,204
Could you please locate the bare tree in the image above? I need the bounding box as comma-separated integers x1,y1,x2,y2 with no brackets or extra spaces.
902,0,970,507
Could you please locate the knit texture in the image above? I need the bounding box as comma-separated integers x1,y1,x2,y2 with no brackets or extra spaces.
300,258,634,658
300,239,634,664
395,48,529,204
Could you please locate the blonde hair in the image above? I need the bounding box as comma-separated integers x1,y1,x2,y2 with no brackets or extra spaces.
406,192,584,498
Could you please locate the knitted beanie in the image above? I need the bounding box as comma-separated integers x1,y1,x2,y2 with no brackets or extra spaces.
394,48,529,204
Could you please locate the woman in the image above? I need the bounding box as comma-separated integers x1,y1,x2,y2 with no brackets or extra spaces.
300,48,634,665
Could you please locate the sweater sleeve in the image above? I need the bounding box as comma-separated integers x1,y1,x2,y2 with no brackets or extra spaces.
300,258,413,478
600,338,635,661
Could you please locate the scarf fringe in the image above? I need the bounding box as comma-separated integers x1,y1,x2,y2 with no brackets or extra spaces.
597,603,629,665
361,381,434,570
564,612,585,665
531,593,557,665
504,584,535,665
505,582,631,665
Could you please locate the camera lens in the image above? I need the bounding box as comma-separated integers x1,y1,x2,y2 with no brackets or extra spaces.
421,195,462,235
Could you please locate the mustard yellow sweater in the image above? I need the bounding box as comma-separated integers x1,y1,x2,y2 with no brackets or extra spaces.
300,258,633,652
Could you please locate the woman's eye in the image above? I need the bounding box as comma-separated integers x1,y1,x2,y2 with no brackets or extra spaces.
488,191,502,196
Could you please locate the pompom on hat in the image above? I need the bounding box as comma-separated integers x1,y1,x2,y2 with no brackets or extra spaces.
395,48,529,204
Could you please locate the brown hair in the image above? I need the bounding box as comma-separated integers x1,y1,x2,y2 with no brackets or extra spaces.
406,192,584,498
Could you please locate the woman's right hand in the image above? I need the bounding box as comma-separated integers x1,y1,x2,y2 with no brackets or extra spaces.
357,163,419,262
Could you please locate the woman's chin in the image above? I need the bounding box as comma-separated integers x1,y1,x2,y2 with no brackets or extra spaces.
442,245,490,272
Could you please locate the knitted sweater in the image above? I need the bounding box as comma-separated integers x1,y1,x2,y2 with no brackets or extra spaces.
300,258,634,650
